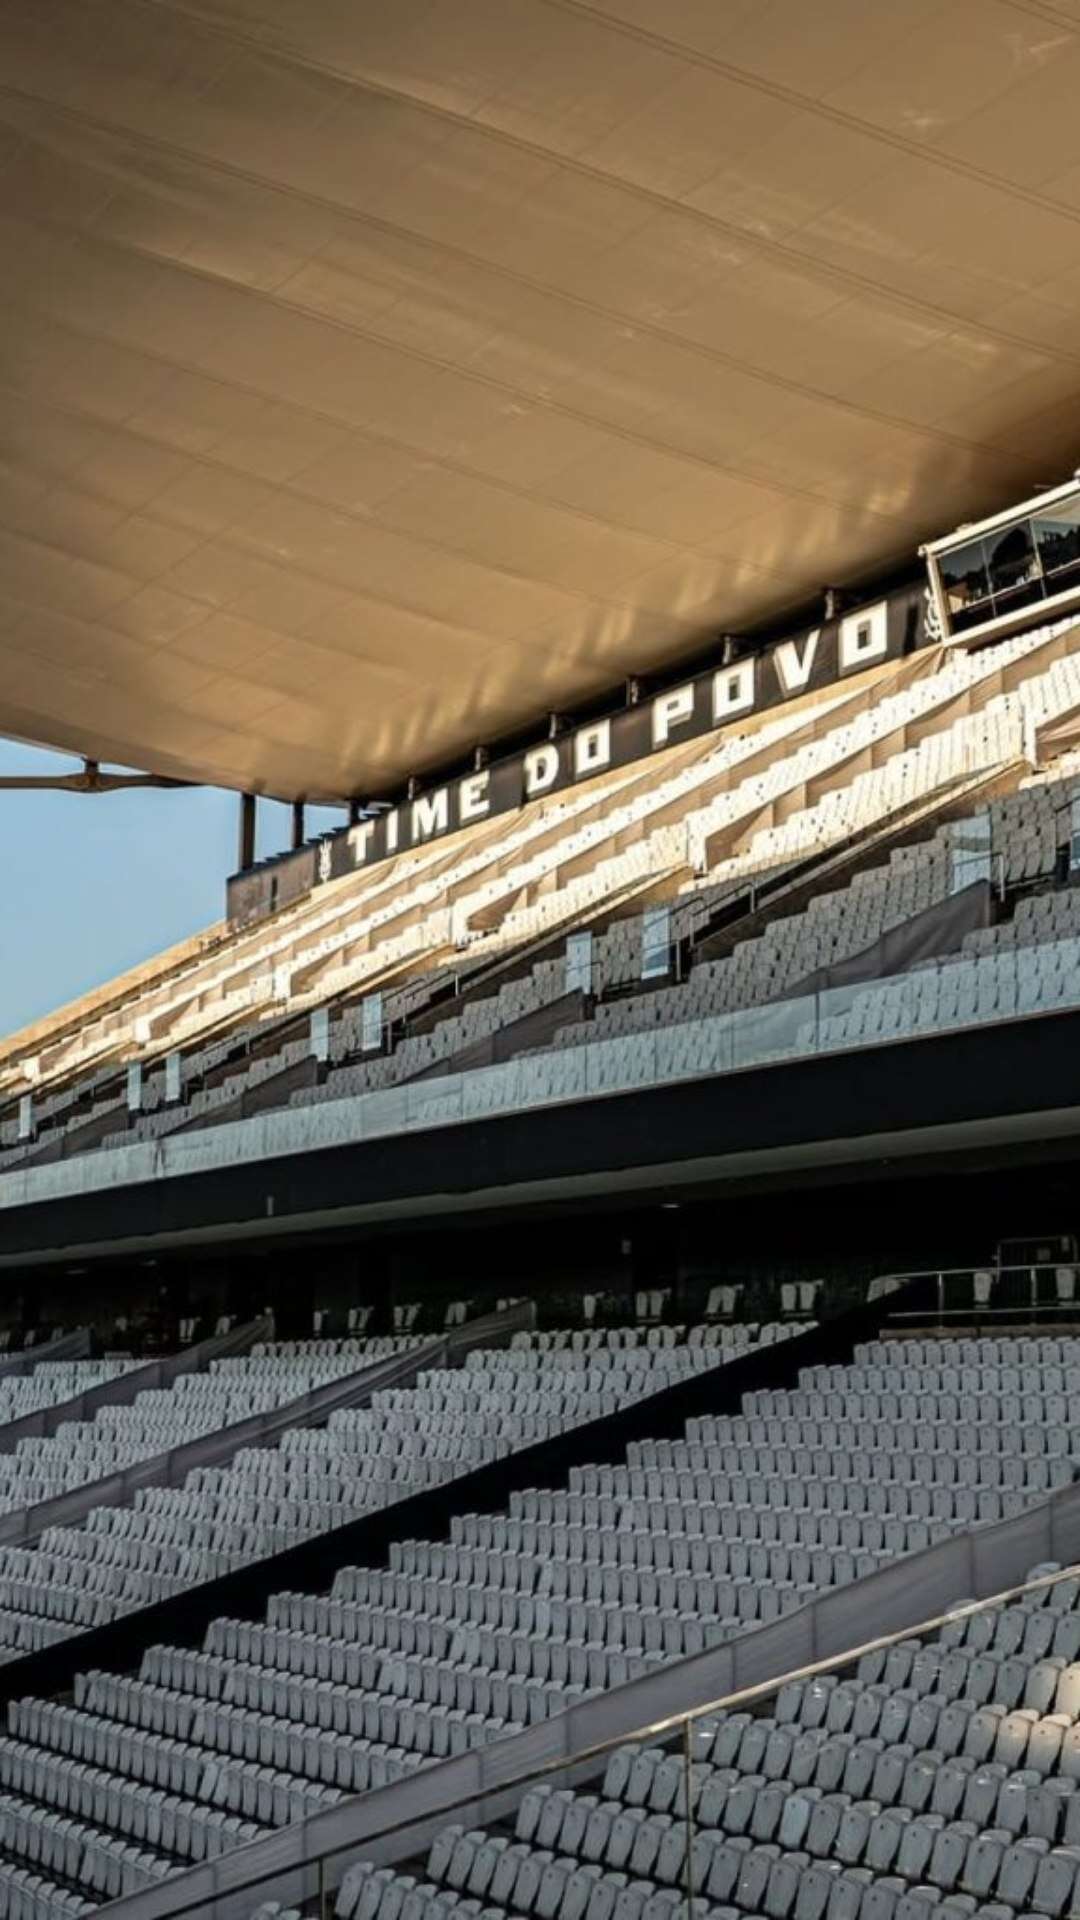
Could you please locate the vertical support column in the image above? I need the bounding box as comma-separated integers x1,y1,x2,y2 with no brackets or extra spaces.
361,993,383,1052
641,903,672,979
291,799,305,850
237,791,257,871
566,930,593,996
683,1716,696,1920
948,809,991,895
1070,794,1080,874
310,1007,330,1064
126,1062,143,1114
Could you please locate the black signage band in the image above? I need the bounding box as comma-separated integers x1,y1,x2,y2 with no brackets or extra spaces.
228,582,932,927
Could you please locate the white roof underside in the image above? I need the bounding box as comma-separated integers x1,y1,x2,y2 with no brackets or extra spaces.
4,0,1080,800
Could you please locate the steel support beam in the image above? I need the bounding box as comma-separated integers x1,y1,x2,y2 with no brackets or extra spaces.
237,791,257,871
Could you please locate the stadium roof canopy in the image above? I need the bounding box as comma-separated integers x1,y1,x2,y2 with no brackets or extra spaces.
5,0,1080,802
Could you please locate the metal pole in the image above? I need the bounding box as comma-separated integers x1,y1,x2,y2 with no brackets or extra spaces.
318,1855,328,1920
291,799,306,850
237,791,257,871
937,1271,944,1326
683,1717,696,1920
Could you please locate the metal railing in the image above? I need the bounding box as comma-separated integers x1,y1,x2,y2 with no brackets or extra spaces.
0,1314,268,1457
97,1554,1080,1920
0,1326,90,1375
0,1301,535,1550
0,1334,448,1551
6,915,1080,1218
880,1261,1080,1326
96,1465,1080,1920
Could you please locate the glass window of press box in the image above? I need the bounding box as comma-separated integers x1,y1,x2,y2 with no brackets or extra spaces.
934,490,1080,636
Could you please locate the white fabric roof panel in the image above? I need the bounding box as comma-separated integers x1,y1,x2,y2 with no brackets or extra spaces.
2,0,1080,798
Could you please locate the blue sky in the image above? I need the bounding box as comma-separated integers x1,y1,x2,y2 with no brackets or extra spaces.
0,737,342,1038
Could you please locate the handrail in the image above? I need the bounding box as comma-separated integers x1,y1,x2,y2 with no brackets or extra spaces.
86,1285,1080,1920
0,1315,269,1455
95,1488,1080,1920
445,1298,535,1354
882,1260,1073,1280
0,1327,90,1377
0,1307,854,1734
876,1260,1079,1324
0,1335,450,1550
690,758,1009,963
9,906,1080,1227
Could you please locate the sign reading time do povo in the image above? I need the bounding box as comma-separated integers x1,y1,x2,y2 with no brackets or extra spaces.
228,581,931,925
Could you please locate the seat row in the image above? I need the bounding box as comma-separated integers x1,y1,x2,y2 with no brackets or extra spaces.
0,1330,765,1661
669,1415,1076,1452
326,1550,1080,1920
0,1337,1070,1917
